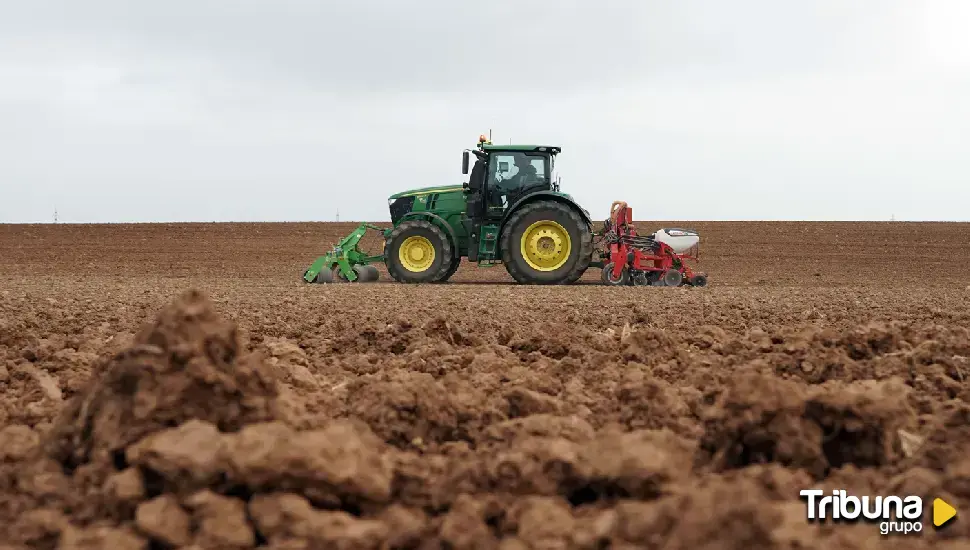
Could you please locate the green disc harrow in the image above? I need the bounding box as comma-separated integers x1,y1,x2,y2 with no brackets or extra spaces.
302,223,386,283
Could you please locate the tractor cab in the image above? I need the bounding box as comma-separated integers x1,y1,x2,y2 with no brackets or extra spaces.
462,135,561,221
458,135,580,266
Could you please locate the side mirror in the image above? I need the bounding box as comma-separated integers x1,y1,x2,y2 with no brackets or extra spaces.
461,151,469,174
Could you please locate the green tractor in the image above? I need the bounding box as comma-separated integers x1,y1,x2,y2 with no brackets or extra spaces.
303,134,596,285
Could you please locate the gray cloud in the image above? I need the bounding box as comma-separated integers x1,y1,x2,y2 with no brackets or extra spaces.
2,0,969,222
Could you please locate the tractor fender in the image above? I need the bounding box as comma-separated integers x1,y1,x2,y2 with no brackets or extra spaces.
398,211,459,250
501,191,593,230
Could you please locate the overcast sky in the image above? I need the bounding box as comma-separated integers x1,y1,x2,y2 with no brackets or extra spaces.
2,0,969,223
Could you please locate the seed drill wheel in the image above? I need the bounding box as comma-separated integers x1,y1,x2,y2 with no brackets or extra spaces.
500,200,593,285
690,274,708,287
601,262,629,286
662,269,684,287
384,220,454,283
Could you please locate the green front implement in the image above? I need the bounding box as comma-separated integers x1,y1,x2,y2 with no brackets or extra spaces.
303,223,387,283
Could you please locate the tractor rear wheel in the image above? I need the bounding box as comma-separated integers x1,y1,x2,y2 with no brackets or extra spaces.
384,220,454,283
500,200,592,285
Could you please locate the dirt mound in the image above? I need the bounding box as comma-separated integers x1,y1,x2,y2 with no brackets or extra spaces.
4,291,403,548
42,290,279,473
345,371,505,450
697,371,916,479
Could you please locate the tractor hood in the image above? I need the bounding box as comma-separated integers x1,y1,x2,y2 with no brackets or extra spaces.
388,185,464,200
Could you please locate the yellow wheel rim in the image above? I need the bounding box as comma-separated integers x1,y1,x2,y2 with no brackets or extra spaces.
398,235,436,272
520,220,571,272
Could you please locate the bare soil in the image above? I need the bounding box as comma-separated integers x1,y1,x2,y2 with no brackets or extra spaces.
0,220,969,549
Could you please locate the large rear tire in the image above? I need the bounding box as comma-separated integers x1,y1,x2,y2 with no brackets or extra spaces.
500,200,592,285
384,220,454,283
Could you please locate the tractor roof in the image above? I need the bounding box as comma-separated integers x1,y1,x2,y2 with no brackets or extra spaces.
481,144,561,154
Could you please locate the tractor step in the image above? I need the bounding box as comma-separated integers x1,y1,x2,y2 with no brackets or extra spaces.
478,224,500,259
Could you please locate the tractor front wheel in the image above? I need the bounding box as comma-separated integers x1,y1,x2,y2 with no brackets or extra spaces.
500,200,593,285
384,220,454,283
433,256,461,283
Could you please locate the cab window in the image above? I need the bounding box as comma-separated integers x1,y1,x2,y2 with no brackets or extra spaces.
488,152,548,193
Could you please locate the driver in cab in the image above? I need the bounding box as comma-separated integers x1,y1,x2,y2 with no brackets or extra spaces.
489,154,542,208
508,155,539,189
497,154,540,193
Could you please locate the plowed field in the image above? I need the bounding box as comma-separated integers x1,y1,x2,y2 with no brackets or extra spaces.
1,220,969,549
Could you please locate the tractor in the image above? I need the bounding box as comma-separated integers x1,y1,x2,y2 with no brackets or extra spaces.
303,135,707,286
305,135,593,285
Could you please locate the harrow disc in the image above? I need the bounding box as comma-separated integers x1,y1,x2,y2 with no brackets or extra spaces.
311,265,380,284
353,265,380,282
314,268,335,284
